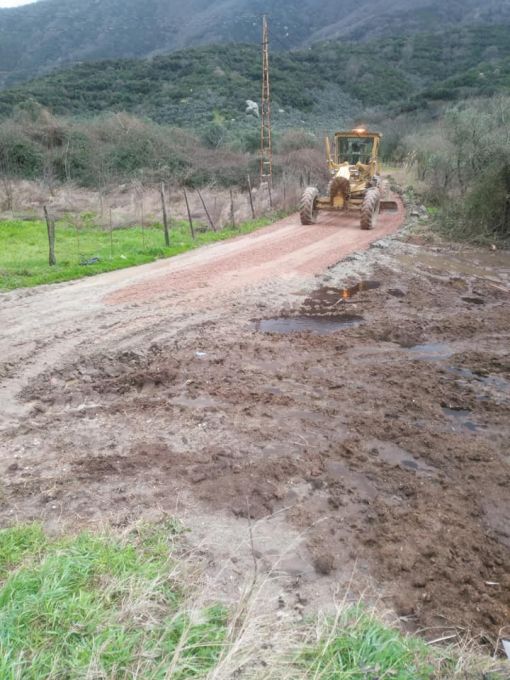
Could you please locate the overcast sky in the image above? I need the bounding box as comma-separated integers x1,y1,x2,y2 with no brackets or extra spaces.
0,0,39,7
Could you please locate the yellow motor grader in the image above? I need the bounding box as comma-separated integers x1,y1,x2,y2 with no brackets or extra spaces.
300,128,398,229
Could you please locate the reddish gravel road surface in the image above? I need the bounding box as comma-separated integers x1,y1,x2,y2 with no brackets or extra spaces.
106,201,405,304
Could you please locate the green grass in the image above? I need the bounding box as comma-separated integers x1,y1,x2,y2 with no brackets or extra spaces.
0,213,281,290
301,607,438,679
0,523,505,679
0,522,227,679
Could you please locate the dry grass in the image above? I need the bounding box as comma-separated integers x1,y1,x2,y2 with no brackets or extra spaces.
0,177,303,231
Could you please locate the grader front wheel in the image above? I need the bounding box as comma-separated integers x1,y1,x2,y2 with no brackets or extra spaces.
300,187,319,225
360,188,381,230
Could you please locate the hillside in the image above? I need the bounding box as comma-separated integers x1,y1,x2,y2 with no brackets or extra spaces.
1,25,509,130
1,0,510,87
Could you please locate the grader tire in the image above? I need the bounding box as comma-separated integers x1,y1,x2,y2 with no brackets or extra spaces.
360,188,381,230
300,187,319,225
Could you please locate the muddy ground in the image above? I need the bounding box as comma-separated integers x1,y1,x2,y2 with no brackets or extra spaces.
1,207,509,650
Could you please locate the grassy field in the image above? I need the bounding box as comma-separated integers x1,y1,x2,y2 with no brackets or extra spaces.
0,522,505,679
0,214,280,290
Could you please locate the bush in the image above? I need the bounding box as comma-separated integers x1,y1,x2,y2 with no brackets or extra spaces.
397,96,510,242
277,129,319,153
0,124,43,178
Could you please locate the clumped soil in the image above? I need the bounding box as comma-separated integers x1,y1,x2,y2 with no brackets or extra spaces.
1,230,509,648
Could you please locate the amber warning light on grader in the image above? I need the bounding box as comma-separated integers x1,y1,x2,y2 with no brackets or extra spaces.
299,127,399,229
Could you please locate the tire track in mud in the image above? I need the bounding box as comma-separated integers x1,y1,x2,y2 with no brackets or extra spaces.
0,201,404,427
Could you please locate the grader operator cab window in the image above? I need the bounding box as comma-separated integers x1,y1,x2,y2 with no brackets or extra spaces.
337,137,374,165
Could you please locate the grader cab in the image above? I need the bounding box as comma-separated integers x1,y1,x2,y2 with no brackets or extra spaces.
300,128,398,230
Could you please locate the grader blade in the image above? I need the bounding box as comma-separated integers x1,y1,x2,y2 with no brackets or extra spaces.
379,200,399,213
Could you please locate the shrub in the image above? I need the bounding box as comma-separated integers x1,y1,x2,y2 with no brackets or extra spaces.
397,96,510,242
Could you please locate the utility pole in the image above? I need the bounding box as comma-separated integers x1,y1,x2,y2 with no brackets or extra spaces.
260,15,272,188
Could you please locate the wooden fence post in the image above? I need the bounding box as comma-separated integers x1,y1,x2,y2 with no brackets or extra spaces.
109,208,113,259
140,192,146,249
183,187,195,240
247,174,256,219
160,182,170,246
43,206,56,266
196,187,216,232
230,188,236,228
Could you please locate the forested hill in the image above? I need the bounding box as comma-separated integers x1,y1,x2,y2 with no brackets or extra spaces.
0,0,509,87
0,25,509,129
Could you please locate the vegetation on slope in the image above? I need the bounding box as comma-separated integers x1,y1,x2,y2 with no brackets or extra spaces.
393,96,510,243
1,0,509,88
0,24,509,243
1,25,510,128
0,108,327,194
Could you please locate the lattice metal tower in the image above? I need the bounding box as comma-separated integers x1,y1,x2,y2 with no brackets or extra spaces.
260,15,272,186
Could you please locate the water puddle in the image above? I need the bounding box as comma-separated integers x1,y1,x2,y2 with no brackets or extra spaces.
407,342,455,361
255,280,380,334
254,315,363,335
367,439,437,476
442,407,478,432
324,461,378,499
461,296,485,305
448,366,510,401
338,280,381,298
388,288,406,298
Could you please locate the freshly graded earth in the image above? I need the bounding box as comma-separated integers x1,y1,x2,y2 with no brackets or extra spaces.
1,200,509,647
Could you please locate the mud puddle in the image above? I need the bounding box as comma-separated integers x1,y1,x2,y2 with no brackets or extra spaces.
254,314,363,335
367,440,438,476
442,407,478,432
253,280,382,334
407,342,455,360
462,296,485,305
448,366,510,401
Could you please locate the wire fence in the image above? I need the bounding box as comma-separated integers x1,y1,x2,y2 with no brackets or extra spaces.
36,177,306,267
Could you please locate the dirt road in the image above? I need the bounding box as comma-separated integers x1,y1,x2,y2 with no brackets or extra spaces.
0,205,403,424
1,201,510,647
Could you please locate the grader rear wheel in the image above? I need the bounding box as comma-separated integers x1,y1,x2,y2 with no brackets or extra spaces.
360,188,381,230
300,187,319,225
